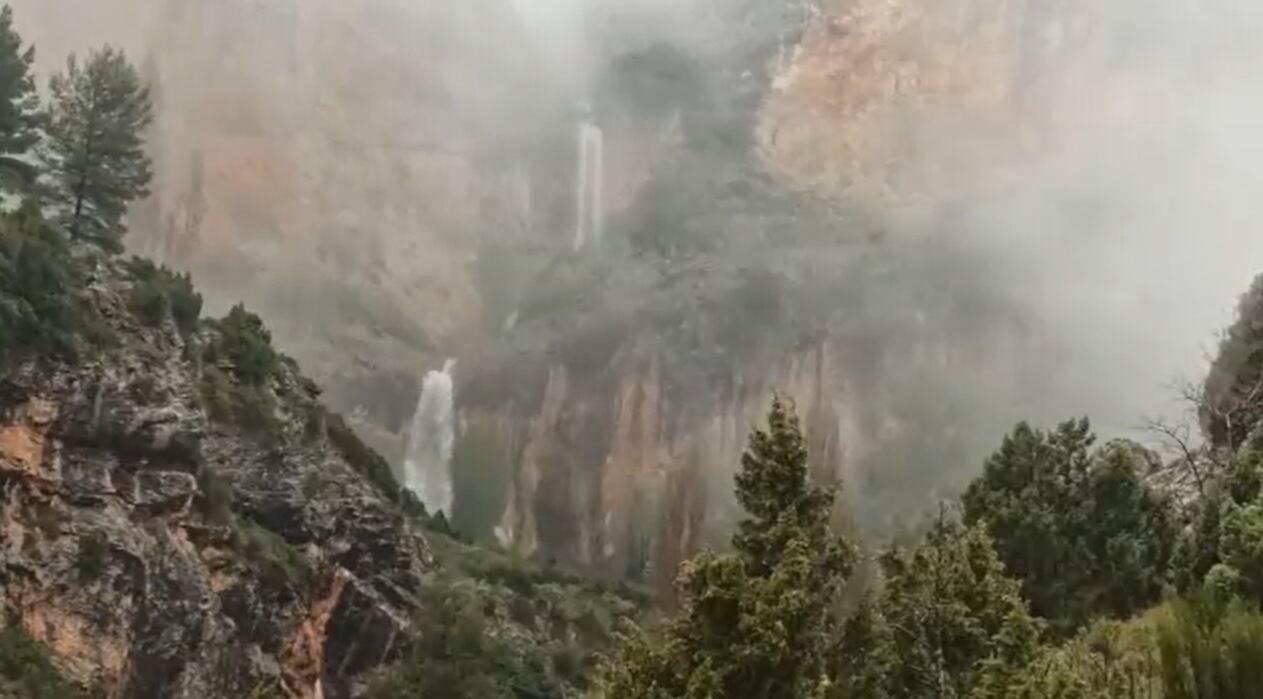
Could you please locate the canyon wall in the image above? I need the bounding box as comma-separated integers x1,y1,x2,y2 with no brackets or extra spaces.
10,0,1255,592
0,258,431,698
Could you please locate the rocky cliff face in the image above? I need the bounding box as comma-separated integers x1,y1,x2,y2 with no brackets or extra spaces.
461,338,855,595
0,258,431,698
5,0,1198,595
758,0,1256,203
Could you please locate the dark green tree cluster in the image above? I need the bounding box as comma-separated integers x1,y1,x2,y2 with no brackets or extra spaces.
0,627,83,699
1170,449,1263,603
0,5,162,365
599,385,1263,699
125,256,202,335
601,397,853,699
0,200,111,361
962,419,1177,634
833,520,1041,699
368,577,558,699
0,4,152,253
199,305,282,433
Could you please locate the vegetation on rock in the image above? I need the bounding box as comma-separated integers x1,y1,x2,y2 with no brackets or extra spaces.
0,627,81,699
125,257,202,335
370,534,643,699
0,201,112,362
42,46,153,252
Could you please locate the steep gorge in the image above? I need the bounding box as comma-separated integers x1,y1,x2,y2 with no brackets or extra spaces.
9,0,1257,594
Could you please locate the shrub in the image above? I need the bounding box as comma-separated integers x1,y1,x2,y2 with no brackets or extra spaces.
204,304,278,386
1155,593,1263,699
367,576,561,699
1003,621,1159,699
199,365,277,435
1174,450,1263,595
0,202,112,362
125,257,202,335
235,520,311,592
325,412,400,502
0,626,83,699
76,533,108,580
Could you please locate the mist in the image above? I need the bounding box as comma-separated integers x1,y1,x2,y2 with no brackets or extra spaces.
7,0,1263,533
916,0,1263,439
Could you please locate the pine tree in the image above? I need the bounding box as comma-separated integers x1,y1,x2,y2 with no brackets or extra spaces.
834,520,1042,699
600,397,853,699
42,46,152,252
0,4,40,192
962,420,1176,633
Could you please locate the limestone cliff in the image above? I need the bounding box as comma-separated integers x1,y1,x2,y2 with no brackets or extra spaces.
758,0,1256,203
0,255,431,698
3,0,1186,596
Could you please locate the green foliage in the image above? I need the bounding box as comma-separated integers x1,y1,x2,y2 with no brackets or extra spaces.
325,411,400,502
1002,621,1159,699
962,420,1177,633
43,46,152,251
0,202,112,363
1221,503,1263,601
199,365,277,435
76,533,107,580
451,425,512,542
125,257,202,335
0,5,40,194
834,520,1041,699
0,626,83,699
199,305,283,434
204,305,278,386
367,576,562,699
234,520,310,592
600,397,853,699
1174,450,1263,596
1155,592,1263,699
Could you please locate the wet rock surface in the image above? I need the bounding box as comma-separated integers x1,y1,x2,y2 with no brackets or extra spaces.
0,263,432,698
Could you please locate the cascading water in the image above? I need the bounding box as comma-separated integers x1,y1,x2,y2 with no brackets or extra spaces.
573,112,604,250
403,359,457,515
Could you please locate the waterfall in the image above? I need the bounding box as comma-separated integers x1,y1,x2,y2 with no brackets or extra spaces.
573,118,604,250
403,359,457,515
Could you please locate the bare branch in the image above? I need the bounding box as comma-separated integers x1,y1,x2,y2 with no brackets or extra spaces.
1143,415,1205,497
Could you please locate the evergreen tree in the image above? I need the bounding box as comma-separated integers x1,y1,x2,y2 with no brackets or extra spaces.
42,46,152,252
833,520,1042,699
0,5,39,192
600,397,853,699
962,420,1176,633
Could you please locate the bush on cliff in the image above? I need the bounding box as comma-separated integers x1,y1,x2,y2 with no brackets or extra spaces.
0,626,82,699
125,257,201,335
0,202,112,363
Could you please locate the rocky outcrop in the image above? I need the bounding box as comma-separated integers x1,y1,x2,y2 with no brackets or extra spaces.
462,338,854,595
758,0,1256,203
0,261,430,698
1203,274,1263,452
